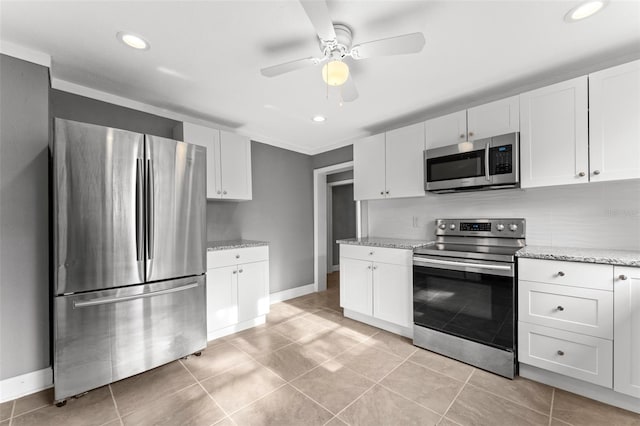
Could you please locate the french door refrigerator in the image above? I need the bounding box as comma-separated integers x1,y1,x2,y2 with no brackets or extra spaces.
52,118,207,403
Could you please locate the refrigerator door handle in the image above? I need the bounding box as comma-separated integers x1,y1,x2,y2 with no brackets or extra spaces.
135,159,144,261
146,159,155,260
73,282,199,308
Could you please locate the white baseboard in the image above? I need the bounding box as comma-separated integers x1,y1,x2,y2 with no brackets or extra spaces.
343,309,414,339
269,283,315,304
207,316,266,342
0,367,53,403
519,363,640,414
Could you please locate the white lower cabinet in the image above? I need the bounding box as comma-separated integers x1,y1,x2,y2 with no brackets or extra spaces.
340,245,412,332
206,246,269,340
614,266,640,398
518,258,640,401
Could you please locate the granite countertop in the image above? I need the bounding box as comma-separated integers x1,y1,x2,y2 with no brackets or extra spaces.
336,237,433,250
207,240,269,251
517,245,640,267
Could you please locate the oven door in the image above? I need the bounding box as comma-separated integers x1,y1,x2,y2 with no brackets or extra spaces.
425,139,490,191
413,255,515,351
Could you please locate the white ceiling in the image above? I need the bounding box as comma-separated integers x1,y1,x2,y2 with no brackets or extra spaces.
1,0,639,154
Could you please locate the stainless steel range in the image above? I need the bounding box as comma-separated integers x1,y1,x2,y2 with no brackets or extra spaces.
413,218,526,378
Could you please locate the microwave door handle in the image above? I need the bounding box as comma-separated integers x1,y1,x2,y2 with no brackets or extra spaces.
484,142,491,182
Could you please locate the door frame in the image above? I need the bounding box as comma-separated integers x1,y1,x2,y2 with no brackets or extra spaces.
313,161,353,292
326,179,354,273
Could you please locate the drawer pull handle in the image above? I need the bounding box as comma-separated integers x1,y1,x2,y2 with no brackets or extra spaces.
369,251,374,255
556,306,564,312
557,271,565,277
619,275,629,281
557,350,565,356
235,254,240,259
367,265,371,270
373,266,377,270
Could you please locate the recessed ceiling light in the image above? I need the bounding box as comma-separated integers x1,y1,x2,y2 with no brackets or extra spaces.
312,115,326,123
564,1,607,22
116,31,150,50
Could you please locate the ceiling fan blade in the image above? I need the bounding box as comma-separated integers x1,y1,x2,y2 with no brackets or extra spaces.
299,0,336,42
341,75,358,102
351,32,426,60
260,57,319,77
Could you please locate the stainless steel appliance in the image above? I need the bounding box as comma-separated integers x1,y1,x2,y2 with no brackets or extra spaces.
52,119,207,404
413,218,525,378
425,132,519,193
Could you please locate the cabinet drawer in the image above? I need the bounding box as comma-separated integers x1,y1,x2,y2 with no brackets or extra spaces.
207,246,268,269
519,281,613,339
339,244,411,266
518,322,612,388
518,258,612,291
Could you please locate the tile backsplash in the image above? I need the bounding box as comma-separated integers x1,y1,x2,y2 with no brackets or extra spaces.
367,179,640,250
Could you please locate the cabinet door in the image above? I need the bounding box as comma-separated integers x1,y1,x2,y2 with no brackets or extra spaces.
589,61,640,183
219,130,252,200
206,267,238,333
385,122,426,199
353,133,386,200
520,76,589,188
372,262,412,327
467,96,519,141
340,257,373,315
182,123,221,199
614,266,640,398
237,261,270,323
425,110,467,149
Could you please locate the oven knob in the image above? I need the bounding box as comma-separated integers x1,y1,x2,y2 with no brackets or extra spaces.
496,224,505,231
449,224,456,230
439,223,446,230
509,224,518,232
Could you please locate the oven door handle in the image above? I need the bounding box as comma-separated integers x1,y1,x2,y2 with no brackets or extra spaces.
413,257,512,272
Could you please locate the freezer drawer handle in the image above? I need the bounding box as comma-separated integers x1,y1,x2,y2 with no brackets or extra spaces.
72,282,199,308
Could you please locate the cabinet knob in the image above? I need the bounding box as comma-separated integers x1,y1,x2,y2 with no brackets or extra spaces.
369,251,374,256
593,170,601,175
235,254,240,259
556,305,564,312
557,350,565,356
468,132,474,137
367,265,371,270
380,191,384,195
217,190,222,194
578,172,586,177
239,269,243,273
373,265,377,270
232,270,237,274
459,134,465,139
223,190,227,195
619,275,629,280
385,190,389,195
557,271,565,277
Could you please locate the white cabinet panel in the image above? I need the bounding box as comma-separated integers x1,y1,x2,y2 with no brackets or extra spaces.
340,257,373,316
519,322,613,388
614,266,640,398
589,60,640,183
340,244,412,266
425,110,467,149
238,261,269,323
467,95,519,141
385,122,425,199
206,267,238,332
520,76,589,188
518,258,613,291
373,262,412,328
220,130,252,200
353,133,386,200
182,123,220,198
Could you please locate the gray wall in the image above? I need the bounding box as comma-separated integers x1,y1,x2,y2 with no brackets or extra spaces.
50,89,179,138
311,145,352,169
207,142,314,293
331,184,356,266
327,170,353,183
0,55,50,379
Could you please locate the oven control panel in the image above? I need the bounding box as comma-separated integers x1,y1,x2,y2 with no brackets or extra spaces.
435,218,525,238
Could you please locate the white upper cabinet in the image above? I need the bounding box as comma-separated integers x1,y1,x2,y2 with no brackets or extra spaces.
519,76,589,188
353,122,425,201
424,110,467,149
180,123,252,200
589,60,640,183
467,95,519,141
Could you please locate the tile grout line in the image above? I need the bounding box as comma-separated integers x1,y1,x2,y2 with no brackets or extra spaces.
8,400,15,426
179,359,233,421
440,366,475,422
461,380,555,418
107,384,123,425
548,388,555,426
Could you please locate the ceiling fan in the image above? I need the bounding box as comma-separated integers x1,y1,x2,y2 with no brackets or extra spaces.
260,0,426,102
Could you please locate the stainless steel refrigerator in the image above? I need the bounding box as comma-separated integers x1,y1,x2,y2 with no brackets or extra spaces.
52,118,207,403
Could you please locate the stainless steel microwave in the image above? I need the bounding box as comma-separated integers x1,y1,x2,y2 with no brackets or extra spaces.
425,132,519,193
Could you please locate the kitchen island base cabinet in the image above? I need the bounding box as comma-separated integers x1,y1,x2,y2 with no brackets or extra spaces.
614,266,640,398
339,244,413,337
206,246,269,341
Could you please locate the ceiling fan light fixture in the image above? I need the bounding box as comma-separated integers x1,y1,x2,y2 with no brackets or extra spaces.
322,60,349,86
564,1,607,22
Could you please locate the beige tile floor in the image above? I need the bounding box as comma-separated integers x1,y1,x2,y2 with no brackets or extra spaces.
2,273,639,426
